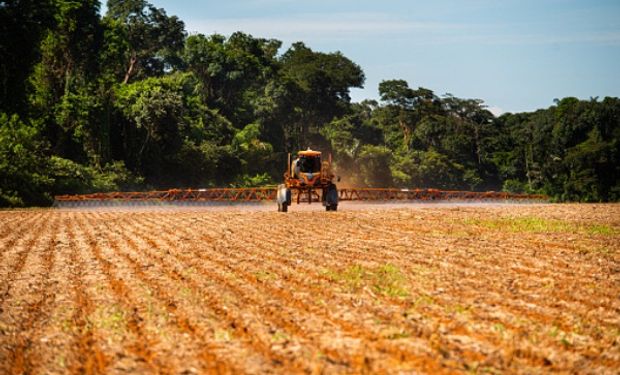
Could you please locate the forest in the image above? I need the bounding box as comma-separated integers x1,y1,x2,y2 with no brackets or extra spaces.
1,0,618,207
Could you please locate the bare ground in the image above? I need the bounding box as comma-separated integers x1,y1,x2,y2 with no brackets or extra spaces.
0,203,618,374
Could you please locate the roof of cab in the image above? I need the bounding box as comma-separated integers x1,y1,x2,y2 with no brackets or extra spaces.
298,148,321,157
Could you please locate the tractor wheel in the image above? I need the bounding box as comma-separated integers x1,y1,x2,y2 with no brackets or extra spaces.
324,184,338,212
277,185,291,212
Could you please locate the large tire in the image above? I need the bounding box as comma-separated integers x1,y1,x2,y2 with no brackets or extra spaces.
277,185,291,212
325,184,338,212
285,188,291,205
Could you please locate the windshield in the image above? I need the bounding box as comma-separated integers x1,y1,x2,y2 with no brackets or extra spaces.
298,156,321,173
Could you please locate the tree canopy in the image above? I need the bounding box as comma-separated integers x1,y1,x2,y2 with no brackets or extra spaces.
0,0,618,206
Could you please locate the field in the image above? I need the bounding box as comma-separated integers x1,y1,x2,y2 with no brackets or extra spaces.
0,203,619,374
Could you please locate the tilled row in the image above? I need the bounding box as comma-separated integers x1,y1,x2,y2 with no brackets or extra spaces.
147,208,619,372
131,211,606,372
91,211,267,374
0,213,58,374
131,213,445,373
80,212,204,374
0,206,618,374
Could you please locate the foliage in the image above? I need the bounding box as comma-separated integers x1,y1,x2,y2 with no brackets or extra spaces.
0,0,618,206
232,173,273,188
502,179,527,194
105,0,186,83
357,145,393,187
280,42,365,150
391,149,466,190
232,123,274,176
0,0,55,115
0,113,52,206
49,156,143,195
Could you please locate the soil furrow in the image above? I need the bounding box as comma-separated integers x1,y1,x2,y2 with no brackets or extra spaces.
104,213,315,373
89,212,253,374
0,212,42,247
131,218,388,372
0,212,50,305
0,205,617,374
77,213,177,374
145,212,616,374
66,213,109,374
4,213,59,374
135,213,454,373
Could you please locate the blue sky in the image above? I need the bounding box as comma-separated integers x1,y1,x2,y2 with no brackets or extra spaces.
112,0,620,114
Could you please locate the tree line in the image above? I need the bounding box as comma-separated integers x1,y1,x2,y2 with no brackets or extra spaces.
1,0,618,206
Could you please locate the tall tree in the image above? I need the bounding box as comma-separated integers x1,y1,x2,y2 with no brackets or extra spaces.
0,0,55,115
29,0,103,162
0,113,52,206
378,79,441,150
280,42,365,151
183,32,281,126
105,0,185,84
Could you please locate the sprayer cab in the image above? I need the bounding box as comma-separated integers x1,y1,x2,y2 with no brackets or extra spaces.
290,150,323,185
276,148,339,212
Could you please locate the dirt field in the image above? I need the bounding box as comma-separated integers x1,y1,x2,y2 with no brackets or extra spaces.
0,203,618,374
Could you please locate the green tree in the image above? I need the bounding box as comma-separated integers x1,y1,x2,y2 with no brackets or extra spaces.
0,113,52,206
232,122,274,180
29,0,103,163
114,73,184,182
561,127,616,201
357,145,393,187
114,72,241,187
321,100,382,185
183,32,281,126
105,0,185,83
377,79,441,150
397,149,466,189
280,42,365,150
0,0,55,115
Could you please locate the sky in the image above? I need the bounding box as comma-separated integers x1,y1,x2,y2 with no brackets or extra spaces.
109,0,620,115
